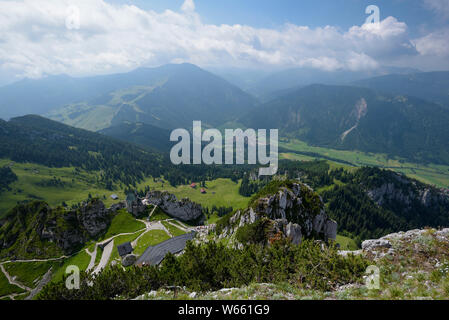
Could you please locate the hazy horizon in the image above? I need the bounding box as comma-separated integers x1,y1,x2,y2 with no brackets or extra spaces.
0,0,449,86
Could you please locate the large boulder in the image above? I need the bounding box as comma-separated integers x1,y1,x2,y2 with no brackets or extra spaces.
145,191,205,224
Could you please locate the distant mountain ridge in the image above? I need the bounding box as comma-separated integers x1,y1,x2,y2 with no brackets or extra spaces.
246,66,421,102
0,63,258,131
352,71,449,107
241,84,449,165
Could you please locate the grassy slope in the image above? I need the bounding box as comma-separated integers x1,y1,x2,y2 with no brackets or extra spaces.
133,230,171,256
0,159,122,217
47,103,116,132
336,235,359,251
3,261,57,288
149,207,172,222
280,139,449,188
0,269,25,297
138,178,251,211
51,251,91,283
0,159,251,218
162,221,187,237
102,210,145,240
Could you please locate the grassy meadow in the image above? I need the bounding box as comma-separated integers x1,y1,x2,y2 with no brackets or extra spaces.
280,139,449,188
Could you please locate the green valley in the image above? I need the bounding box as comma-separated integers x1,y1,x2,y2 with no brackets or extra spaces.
280,138,449,188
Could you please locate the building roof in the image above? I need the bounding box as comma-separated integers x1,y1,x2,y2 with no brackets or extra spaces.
136,232,196,266
117,242,133,257
190,183,197,188
110,194,119,200
200,188,206,193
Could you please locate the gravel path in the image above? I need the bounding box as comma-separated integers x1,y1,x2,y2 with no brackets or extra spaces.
86,246,97,272
93,240,114,275
0,264,32,292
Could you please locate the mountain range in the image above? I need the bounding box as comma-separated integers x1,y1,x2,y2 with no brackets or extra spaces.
241,84,449,165
1,63,449,166
0,64,256,131
352,71,449,108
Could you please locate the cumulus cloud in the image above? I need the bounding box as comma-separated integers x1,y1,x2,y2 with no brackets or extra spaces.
0,0,430,80
414,28,449,56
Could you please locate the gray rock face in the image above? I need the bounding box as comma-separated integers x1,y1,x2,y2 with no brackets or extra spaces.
283,221,303,245
366,172,449,209
125,197,147,218
221,182,337,245
122,254,137,267
361,239,392,251
37,200,114,253
146,191,205,224
324,220,338,241
253,183,336,240
0,200,124,258
78,200,110,238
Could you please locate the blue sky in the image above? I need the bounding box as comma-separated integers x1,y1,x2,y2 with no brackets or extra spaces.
0,0,448,84
109,0,446,35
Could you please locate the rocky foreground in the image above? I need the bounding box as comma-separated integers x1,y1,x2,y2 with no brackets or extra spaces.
133,227,449,300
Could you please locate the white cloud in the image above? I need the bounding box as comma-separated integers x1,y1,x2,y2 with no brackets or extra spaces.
414,28,449,56
0,0,433,80
423,0,449,19
181,0,195,13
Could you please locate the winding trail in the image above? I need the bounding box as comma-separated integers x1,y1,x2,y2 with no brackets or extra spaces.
132,221,166,247
0,250,86,300
0,208,195,298
166,220,189,232
93,240,114,275
86,247,97,272
89,227,147,273
0,264,32,292
148,205,158,220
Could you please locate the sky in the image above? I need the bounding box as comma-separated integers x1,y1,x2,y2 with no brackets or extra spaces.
0,0,448,85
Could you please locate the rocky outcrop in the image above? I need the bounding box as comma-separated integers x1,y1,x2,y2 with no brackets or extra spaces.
217,181,337,246
78,200,111,237
272,219,302,245
145,191,205,224
344,228,449,263
361,239,392,251
365,171,449,209
39,199,113,253
0,199,122,258
125,194,147,218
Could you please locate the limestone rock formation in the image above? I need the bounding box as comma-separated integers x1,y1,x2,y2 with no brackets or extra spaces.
78,200,111,238
125,193,147,217
361,239,392,251
145,191,205,224
365,171,449,209
217,181,337,246
0,199,122,258
38,199,113,252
